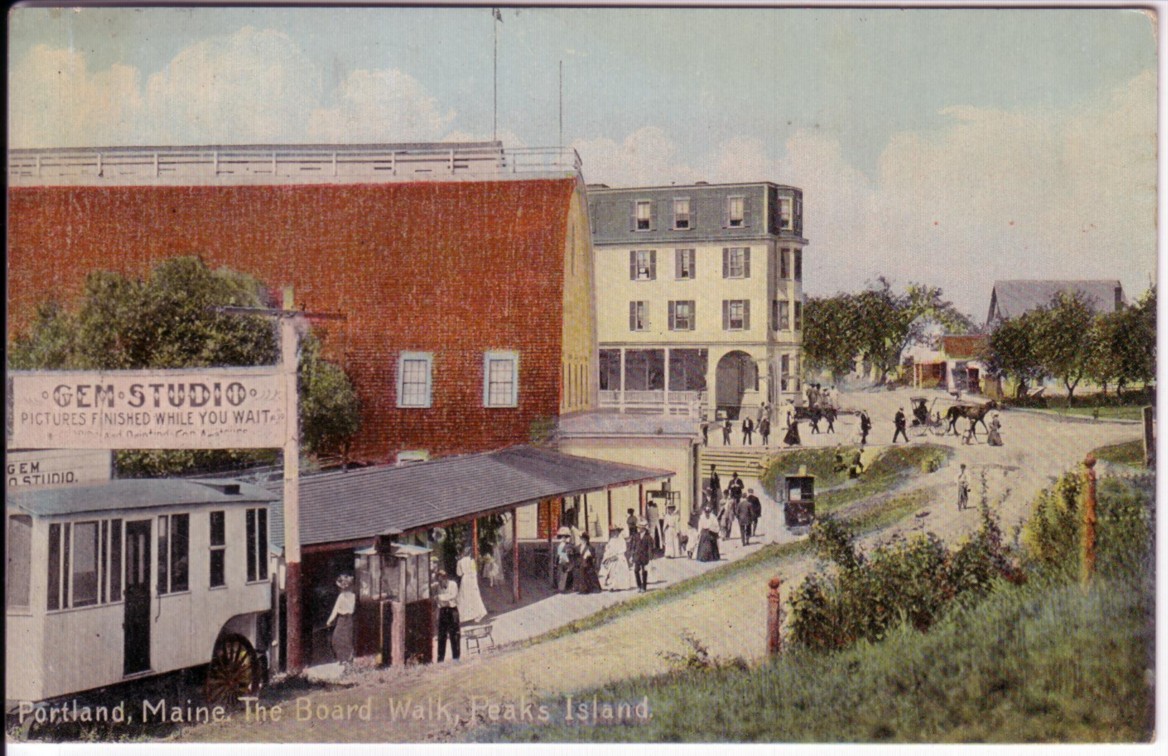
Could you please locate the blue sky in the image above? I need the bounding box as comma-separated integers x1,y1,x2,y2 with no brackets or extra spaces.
8,6,1158,317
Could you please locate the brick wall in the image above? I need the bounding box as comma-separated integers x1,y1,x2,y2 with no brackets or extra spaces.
8,179,579,462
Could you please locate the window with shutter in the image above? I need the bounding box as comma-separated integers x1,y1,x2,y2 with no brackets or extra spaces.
630,301,649,331
780,248,791,279
725,300,747,330
669,301,694,331
725,247,748,278
779,301,790,330
675,248,695,279
632,250,655,280
668,301,676,330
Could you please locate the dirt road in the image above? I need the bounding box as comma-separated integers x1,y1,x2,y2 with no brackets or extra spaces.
173,387,1140,743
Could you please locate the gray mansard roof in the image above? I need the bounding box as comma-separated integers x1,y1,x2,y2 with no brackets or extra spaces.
986,280,1123,324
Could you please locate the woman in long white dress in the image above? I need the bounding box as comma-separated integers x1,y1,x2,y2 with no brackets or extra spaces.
662,504,681,558
456,549,489,623
598,528,635,591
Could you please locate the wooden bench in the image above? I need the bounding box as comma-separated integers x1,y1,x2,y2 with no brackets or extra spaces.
462,622,495,655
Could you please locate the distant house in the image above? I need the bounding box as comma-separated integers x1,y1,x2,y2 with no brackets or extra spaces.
986,280,1124,326
911,334,988,395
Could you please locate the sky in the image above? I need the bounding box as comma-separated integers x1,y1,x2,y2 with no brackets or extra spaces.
7,5,1158,320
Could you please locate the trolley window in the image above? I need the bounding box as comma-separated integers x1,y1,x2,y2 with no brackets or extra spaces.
209,511,226,588
46,518,122,611
7,515,32,610
157,514,190,594
246,507,268,583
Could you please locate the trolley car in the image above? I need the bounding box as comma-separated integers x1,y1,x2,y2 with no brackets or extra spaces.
6,478,276,708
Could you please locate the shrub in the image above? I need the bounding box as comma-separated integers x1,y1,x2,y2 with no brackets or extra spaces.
789,510,1020,652
1020,471,1082,576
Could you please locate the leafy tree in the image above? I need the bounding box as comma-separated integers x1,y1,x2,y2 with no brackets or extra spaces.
1033,290,1097,406
1114,286,1157,395
848,278,974,384
983,311,1045,398
803,295,861,380
8,256,361,474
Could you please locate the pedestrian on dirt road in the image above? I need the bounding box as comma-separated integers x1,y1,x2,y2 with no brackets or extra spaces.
747,489,762,537
722,418,733,446
893,407,909,443
987,413,1003,446
555,527,577,592
957,464,970,510
326,573,356,666
729,472,745,503
701,420,709,446
859,410,872,446
735,495,753,546
809,406,822,434
963,416,978,445
824,406,837,433
759,416,771,445
695,505,721,562
709,466,721,502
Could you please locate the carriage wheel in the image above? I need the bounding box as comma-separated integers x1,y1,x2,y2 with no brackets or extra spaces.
204,634,260,705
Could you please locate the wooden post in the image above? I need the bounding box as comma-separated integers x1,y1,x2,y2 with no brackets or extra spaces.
512,508,520,603
767,576,783,655
607,489,613,533
472,518,480,560
1081,454,1097,586
1143,406,1155,468
280,291,305,674
639,483,645,517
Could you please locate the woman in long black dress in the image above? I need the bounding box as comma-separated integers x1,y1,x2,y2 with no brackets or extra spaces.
575,533,602,593
783,418,801,447
695,505,721,562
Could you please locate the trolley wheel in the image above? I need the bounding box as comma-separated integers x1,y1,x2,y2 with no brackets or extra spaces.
204,634,260,705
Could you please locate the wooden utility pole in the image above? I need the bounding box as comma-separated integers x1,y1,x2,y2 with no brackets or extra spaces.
280,289,305,673
767,576,783,655
1081,454,1097,586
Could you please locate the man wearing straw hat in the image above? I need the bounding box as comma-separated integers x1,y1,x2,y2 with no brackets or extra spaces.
434,569,461,662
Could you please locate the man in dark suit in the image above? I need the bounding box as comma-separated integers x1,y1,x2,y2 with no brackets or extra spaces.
631,521,653,592
709,466,721,503
746,489,762,538
893,408,908,443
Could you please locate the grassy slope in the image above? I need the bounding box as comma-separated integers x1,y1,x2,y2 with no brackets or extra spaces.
483,576,1153,743
1092,439,1146,466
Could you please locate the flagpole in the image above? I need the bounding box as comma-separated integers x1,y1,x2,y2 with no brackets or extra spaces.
493,9,499,142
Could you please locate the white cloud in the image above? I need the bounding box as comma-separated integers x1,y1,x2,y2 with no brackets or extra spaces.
9,45,144,147
142,27,323,144
308,68,455,143
573,127,700,186
9,27,460,148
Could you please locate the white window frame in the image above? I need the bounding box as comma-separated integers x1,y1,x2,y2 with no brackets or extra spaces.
727,196,745,227
727,300,747,330
483,351,520,407
630,301,650,332
633,249,655,281
635,200,652,230
671,300,695,331
726,247,747,278
673,198,691,229
676,248,695,280
397,352,434,408
779,197,793,230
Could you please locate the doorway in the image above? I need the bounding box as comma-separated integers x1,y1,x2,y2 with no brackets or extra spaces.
123,520,151,676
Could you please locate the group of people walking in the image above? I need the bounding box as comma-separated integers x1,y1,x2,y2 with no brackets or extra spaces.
591,508,672,593
693,467,762,559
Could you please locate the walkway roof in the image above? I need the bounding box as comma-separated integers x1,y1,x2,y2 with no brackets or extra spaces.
268,445,673,549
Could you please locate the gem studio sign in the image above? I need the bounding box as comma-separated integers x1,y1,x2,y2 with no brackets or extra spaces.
8,369,288,450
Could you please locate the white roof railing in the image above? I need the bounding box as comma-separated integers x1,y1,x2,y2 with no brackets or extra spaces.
8,143,584,186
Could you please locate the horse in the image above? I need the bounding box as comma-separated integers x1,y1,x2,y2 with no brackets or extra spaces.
945,401,998,437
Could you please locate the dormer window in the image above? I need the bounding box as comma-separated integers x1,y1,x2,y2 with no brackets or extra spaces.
779,197,793,230
673,198,691,229
727,196,745,227
635,200,652,230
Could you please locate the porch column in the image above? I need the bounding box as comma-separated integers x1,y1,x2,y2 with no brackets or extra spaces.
607,489,613,531
619,348,627,413
512,509,520,603
639,483,645,517
663,347,671,415
472,518,479,559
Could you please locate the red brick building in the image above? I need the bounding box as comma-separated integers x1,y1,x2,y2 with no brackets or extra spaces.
7,144,598,463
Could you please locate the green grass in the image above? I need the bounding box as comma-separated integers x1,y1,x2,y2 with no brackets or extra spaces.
481,575,1154,743
1091,440,1147,467
1031,406,1144,421
817,445,950,516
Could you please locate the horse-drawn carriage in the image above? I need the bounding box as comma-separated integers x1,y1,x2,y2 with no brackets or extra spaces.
909,396,946,437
